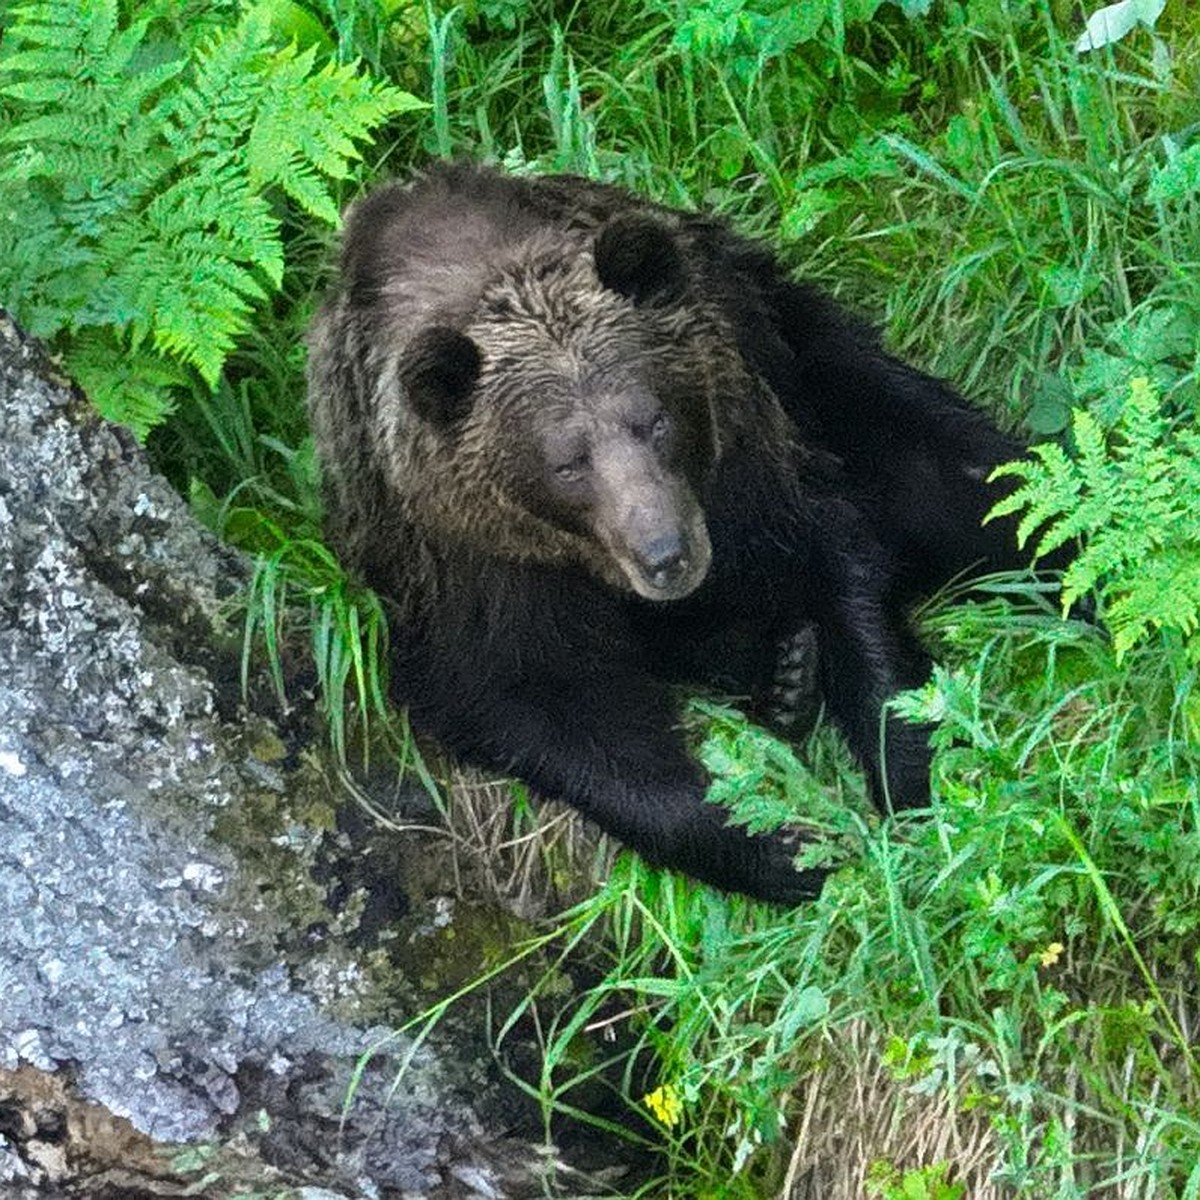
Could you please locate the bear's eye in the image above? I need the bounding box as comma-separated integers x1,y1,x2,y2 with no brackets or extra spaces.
631,413,669,444
554,453,591,482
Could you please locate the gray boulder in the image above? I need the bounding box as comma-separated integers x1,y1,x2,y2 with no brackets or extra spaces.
0,315,614,1198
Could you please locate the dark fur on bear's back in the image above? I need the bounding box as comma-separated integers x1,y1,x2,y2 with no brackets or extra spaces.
308,162,1030,903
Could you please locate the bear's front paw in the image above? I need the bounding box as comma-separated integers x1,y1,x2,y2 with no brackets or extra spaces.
740,825,828,905
762,624,821,738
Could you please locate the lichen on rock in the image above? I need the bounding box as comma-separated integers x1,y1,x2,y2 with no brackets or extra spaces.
0,313,614,1198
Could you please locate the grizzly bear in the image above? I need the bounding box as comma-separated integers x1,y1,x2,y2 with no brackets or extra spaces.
307,162,1028,904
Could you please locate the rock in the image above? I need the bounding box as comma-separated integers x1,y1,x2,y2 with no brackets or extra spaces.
0,314,619,1198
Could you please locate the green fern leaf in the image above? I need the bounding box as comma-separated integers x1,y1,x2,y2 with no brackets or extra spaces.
990,442,1083,555
244,41,426,222
0,0,422,437
64,330,185,440
991,376,1200,659
1110,551,1200,658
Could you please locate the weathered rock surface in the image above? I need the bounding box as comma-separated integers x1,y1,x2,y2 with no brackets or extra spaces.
0,314,612,1198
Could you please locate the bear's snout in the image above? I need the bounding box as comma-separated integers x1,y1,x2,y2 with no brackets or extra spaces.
613,502,711,602
581,437,713,601
639,531,687,591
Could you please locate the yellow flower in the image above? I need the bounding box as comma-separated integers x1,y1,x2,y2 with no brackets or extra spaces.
643,1083,683,1127
1039,941,1065,968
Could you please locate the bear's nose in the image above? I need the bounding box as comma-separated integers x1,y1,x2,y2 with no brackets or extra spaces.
641,534,687,590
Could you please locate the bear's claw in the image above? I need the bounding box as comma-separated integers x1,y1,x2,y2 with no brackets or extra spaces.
764,624,821,737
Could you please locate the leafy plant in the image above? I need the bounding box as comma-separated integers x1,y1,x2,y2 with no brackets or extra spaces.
1074,0,1167,53
669,0,933,72
0,0,422,436
867,1160,966,1200
991,375,1200,659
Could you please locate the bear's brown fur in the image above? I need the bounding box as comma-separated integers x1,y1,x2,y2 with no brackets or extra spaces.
308,162,1029,902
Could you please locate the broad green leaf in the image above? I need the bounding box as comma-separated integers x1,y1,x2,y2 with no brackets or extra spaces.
1074,0,1166,52
1148,142,1200,204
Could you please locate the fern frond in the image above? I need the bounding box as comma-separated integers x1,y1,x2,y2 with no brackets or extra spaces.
0,198,91,336
245,42,425,222
1062,534,1137,611
991,376,1200,659
160,10,271,168
990,442,1083,554
4,0,115,55
64,330,185,440
0,0,423,437
1108,550,1200,659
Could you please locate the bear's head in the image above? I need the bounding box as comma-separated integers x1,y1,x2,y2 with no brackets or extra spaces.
394,214,719,602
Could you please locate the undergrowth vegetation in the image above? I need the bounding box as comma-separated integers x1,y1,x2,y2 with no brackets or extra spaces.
3,0,1200,1195
0,0,423,435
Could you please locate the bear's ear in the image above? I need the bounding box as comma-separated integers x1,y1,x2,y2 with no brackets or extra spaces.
399,326,481,428
594,215,686,306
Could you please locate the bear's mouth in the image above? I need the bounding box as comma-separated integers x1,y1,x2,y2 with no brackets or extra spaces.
614,517,712,602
